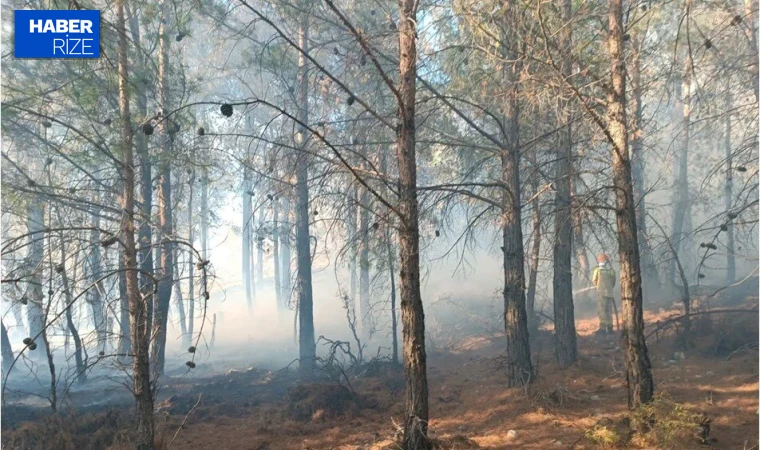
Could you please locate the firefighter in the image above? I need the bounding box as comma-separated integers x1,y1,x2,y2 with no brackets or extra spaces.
592,253,616,335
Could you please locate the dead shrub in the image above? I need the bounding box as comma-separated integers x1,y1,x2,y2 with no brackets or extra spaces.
2,410,133,450
709,315,758,358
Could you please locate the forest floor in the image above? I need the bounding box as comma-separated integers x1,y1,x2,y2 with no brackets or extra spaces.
2,289,758,450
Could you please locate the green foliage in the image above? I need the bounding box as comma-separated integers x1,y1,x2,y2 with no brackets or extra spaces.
630,393,710,449
584,422,624,448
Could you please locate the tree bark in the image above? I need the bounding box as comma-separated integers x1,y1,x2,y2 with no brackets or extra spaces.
1,321,13,377
59,255,86,383
26,199,47,361
117,255,131,363
243,165,253,314
348,186,358,312
89,212,107,354
553,0,577,368
173,246,188,346
607,0,654,409
153,2,174,377
281,195,292,303
359,158,371,338
500,1,533,387
273,196,282,309
526,152,541,332
256,206,264,283
397,1,429,447
188,173,195,343
127,5,155,338
571,173,591,288
296,15,316,376
117,0,155,444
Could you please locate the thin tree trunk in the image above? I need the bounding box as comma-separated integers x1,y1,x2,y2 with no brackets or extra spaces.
359,162,371,338
553,0,577,368
273,196,282,309
127,5,155,338
381,153,399,366
89,212,107,354
501,2,533,387
117,0,155,444
607,0,654,409
1,321,13,377
256,206,264,283
398,1,429,447
387,232,399,366
59,253,86,383
571,174,590,288
26,200,47,361
188,174,195,343
243,166,253,314
153,2,174,377
526,152,541,332
724,82,735,283
668,55,692,285
630,36,659,290
173,246,187,346
296,15,316,376
281,195,292,303
348,186,358,311
117,255,131,363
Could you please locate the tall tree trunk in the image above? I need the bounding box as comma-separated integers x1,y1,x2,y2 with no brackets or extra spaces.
630,37,660,290
607,0,654,409
387,230,399,366
89,212,107,354
188,174,195,342
59,253,86,383
273,196,282,309
553,0,577,368
11,301,25,335
243,166,253,314
525,153,541,332
256,206,264,283
1,321,13,376
153,2,174,377
173,246,188,346
501,2,533,387
724,82,735,283
117,0,155,444
296,16,316,376
381,153,399,366
359,163,371,338
281,195,292,303
668,55,692,285
348,186,358,311
571,174,590,288
127,5,155,338
398,2,429,447
117,255,131,363
26,200,47,361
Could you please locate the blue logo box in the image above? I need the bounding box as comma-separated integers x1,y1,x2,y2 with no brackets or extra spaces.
14,10,100,59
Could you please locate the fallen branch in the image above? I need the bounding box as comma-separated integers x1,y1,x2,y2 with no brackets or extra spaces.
167,394,203,449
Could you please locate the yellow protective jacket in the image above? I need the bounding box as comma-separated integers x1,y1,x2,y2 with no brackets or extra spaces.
592,264,616,297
